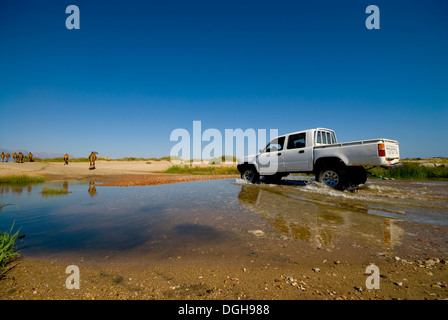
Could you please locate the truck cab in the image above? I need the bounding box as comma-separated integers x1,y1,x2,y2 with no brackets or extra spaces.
237,128,399,190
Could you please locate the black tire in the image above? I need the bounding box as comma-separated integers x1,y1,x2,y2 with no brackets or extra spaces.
241,166,260,183
316,166,347,190
348,166,367,186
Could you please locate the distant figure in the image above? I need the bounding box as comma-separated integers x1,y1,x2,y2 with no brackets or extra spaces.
0,152,4,162
89,151,98,170
5,153,10,162
28,152,34,162
12,153,17,162
64,153,69,165
88,182,97,196
16,152,24,163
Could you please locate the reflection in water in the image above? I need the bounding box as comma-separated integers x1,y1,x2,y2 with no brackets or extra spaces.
0,179,446,261
88,182,97,197
237,184,404,249
12,187,23,195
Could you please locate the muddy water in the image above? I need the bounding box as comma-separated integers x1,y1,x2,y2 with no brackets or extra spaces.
0,178,447,266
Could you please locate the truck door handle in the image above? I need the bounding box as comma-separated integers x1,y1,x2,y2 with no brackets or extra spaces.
299,150,304,154
277,153,282,156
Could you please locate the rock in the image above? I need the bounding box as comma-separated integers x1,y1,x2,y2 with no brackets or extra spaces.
420,163,435,167
312,268,320,273
425,259,436,267
248,230,265,237
394,282,403,286
354,286,363,292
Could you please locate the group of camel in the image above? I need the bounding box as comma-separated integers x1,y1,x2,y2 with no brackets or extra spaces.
0,151,33,163
0,151,99,170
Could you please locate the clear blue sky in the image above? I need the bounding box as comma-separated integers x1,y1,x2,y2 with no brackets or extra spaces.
1,0,447,159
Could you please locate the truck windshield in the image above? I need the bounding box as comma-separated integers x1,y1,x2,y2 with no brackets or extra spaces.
265,137,285,152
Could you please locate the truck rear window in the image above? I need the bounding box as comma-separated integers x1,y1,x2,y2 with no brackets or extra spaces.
316,130,336,145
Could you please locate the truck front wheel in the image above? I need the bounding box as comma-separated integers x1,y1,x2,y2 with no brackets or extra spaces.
317,166,347,190
241,167,260,184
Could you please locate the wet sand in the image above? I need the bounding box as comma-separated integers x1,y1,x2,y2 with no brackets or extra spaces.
1,161,447,300
2,242,447,300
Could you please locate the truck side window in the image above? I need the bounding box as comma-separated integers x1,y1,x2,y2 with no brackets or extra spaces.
326,132,332,144
266,137,285,152
287,133,306,149
331,132,336,144
317,131,322,144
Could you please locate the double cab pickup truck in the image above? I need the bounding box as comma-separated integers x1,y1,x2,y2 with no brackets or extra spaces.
237,128,400,190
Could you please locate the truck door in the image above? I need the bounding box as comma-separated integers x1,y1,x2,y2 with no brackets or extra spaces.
257,137,286,175
283,132,312,172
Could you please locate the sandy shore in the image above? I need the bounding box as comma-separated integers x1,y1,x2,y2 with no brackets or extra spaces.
0,160,239,186
1,161,447,300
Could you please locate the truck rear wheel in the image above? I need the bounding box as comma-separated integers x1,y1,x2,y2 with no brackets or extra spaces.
316,166,347,190
241,167,260,184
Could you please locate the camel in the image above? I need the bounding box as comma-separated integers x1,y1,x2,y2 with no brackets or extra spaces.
16,152,24,163
88,182,97,196
28,152,34,162
5,153,10,162
64,153,69,165
0,152,4,162
89,151,98,170
12,153,17,162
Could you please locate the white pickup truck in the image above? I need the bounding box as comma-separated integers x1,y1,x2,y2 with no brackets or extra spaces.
237,128,400,190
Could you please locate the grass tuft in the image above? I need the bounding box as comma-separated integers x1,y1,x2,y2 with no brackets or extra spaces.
368,162,448,180
0,222,21,280
0,175,45,186
163,165,239,175
41,187,69,196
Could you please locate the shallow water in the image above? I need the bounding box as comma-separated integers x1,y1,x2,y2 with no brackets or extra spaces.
1,178,447,264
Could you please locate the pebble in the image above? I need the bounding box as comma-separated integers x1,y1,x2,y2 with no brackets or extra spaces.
394,282,403,286
248,230,265,237
312,268,320,273
425,259,436,267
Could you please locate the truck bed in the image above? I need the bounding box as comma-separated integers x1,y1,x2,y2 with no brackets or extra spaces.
314,138,400,166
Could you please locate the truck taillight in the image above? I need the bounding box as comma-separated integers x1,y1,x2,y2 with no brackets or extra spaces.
378,143,386,157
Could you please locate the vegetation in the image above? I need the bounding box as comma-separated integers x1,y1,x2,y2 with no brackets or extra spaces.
0,175,45,186
34,157,90,162
41,187,69,196
163,165,239,175
368,162,448,180
0,222,21,280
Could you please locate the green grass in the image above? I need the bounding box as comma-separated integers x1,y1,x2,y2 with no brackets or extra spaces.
0,222,21,280
0,175,45,186
163,165,239,175
41,187,69,196
368,162,448,180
